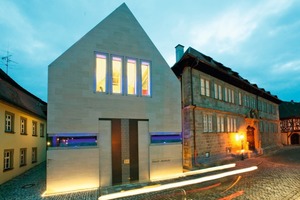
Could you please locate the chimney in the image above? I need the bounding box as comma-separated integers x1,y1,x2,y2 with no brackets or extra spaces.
175,44,184,62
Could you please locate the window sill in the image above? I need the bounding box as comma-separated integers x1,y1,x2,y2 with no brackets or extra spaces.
3,168,14,172
5,131,15,134
32,135,38,137
21,133,28,136
20,164,27,167
32,161,37,164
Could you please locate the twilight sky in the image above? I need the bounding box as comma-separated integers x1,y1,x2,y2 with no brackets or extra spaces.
1,0,300,102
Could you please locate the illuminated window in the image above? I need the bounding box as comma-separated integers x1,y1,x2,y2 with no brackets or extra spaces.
112,56,122,94
127,59,137,95
227,117,237,132
4,149,13,171
141,61,150,96
32,147,37,163
20,117,27,135
47,133,97,148
20,148,27,167
96,54,107,92
151,134,182,144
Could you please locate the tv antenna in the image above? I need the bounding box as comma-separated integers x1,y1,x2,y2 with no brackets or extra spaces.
1,51,17,74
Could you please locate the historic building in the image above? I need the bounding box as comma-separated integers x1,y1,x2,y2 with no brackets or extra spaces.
280,101,300,145
46,3,181,195
0,69,47,185
172,45,282,169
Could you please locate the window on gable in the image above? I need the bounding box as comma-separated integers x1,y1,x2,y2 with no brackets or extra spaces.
112,56,122,94
96,54,107,93
127,59,137,95
141,61,150,96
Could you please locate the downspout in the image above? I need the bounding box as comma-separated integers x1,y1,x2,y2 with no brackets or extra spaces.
190,59,200,167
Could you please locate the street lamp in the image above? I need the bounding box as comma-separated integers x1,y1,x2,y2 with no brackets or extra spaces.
240,134,244,160
236,133,245,160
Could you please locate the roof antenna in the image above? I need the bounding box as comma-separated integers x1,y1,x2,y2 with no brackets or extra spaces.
1,51,17,74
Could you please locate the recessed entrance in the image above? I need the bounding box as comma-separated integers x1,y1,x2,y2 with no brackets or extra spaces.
291,133,300,145
247,126,255,151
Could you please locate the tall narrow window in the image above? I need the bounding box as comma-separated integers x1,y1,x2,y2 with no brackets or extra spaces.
20,148,27,167
141,61,150,96
201,78,205,95
112,56,122,94
20,117,27,135
32,147,37,163
127,59,137,95
203,114,208,132
40,123,45,137
96,54,107,92
5,112,14,133
4,149,13,170
32,121,37,136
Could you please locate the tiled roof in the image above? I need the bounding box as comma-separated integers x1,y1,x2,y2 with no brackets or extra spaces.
172,47,281,104
0,69,47,119
279,101,300,119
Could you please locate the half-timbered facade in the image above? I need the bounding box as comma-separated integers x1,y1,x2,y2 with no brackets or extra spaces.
280,101,300,145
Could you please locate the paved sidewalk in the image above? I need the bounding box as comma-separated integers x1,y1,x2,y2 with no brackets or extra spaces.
0,145,299,200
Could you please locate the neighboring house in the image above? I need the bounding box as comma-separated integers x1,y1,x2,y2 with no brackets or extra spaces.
172,45,282,169
279,101,300,145
0,69,47,185
46,3,181,195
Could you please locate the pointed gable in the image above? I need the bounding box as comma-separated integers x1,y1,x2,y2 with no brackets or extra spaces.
51,3,167,67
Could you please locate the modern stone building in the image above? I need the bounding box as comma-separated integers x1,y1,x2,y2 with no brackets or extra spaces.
0,69,47,185
279,101,300,145
46,3,181,195
172,46,282,169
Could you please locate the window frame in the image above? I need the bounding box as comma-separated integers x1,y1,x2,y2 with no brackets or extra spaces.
3,149,14,171
32,147,37,163
32,121,38,137
40,123,45,137
20,117,27,135
140,60,151,97
20,148,27,167
5,111,14,133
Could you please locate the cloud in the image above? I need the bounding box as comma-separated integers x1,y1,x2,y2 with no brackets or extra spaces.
186,0,294,54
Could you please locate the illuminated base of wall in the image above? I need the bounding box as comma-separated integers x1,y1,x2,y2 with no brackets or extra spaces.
41,186,99,197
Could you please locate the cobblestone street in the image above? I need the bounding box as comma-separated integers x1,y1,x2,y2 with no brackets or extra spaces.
0,145,299,200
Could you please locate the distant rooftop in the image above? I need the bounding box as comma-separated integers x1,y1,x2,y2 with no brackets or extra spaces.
172,46,281,104
279,101,300,119
0,69,47,119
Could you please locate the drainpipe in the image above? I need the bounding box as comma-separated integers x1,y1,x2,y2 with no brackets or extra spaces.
190,59,200,167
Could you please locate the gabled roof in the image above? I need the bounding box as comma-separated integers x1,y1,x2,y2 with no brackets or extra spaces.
172,47,281,104
279,101,300,119
0,69,47,119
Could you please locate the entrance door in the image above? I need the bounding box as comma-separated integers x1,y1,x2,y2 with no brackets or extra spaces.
111,119,140,185
247,126,255,151
291,133,300,145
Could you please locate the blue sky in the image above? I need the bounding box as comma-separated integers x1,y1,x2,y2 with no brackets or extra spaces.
1,0,300,102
